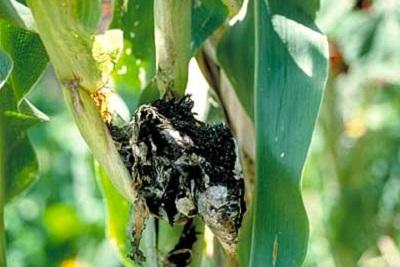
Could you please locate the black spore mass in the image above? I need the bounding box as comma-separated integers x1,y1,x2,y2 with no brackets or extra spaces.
110,95,246,259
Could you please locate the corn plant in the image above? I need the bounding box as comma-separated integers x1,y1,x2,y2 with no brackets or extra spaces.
0,0,328,266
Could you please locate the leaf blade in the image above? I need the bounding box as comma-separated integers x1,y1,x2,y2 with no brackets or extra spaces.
249,0,328,266
0,22,49,201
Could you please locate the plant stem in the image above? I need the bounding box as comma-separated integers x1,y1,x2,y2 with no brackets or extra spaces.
27,0,134,202
154,0,191,97
63,86,134,202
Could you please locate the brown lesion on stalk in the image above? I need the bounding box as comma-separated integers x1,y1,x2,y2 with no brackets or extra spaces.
63,76,85,113
63,75,113,123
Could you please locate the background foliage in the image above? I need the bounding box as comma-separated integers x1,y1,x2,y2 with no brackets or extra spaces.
304,0,400,266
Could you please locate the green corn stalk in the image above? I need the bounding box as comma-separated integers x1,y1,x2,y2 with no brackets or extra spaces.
154,0,191,97
26,0,135,202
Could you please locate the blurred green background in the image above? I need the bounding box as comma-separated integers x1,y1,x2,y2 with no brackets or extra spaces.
5,0,400,266
5,65,129,267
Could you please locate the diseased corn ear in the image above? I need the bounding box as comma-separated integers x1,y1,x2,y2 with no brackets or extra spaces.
109,95,246,262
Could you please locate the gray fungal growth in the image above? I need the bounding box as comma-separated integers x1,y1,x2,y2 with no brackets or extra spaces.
109,96,246,263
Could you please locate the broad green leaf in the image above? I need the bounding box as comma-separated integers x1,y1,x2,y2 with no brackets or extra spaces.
0,49,12,89
217,0,254,119
0,23,48,130
95,164,134,267
248,0,328,266
0,22,49,201
0,0,36,31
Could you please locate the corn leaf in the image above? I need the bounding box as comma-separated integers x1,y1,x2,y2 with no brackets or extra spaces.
0,23,48,202
248,0,328,266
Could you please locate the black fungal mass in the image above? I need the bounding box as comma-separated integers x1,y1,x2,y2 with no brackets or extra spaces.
109,95,246,262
